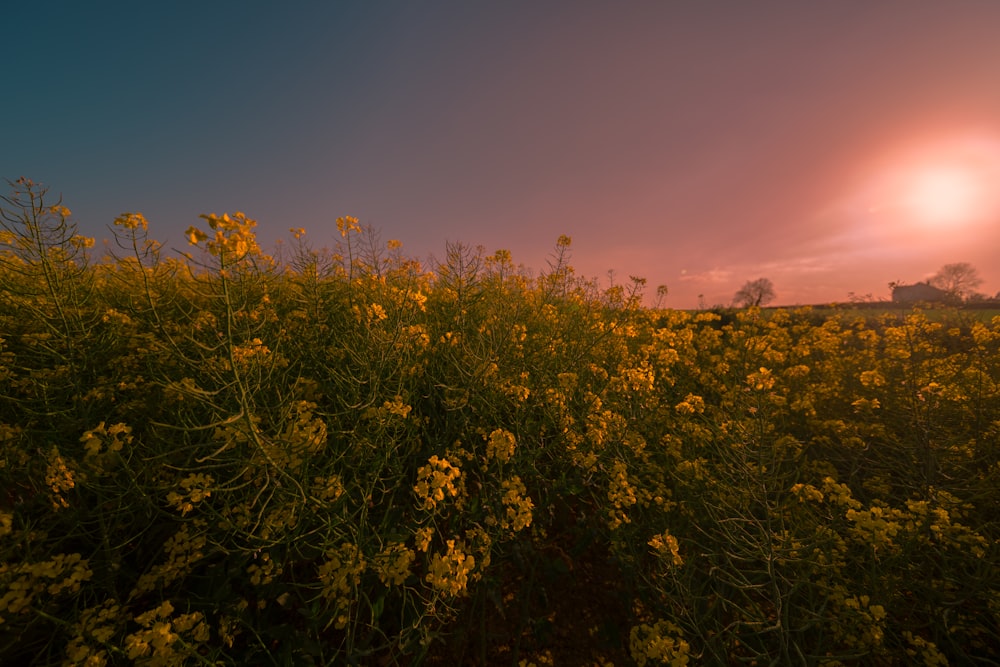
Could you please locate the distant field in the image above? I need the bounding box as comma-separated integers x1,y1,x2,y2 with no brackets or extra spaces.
755,302,1000,323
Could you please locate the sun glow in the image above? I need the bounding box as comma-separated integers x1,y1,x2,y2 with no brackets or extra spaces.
864,134,1000,234
904,164,982,226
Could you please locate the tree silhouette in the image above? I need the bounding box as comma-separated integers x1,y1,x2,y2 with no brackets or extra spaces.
733,278,776,308
930,262,983,301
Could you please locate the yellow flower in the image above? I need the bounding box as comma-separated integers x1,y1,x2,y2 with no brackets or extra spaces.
114,212,149,230
425,539,476,596
45,446,79,510
629,620,690,666
131,522,207,596
166,473,214,515
790,483,824,503
187,212,261,258
608,460,637,509
312,475,345,502
904,632,949,666
336,215,361,237
317,543,367,629
374,542,415,587
185,226,208,246
384,396,412,418
648,530,683,567
414,456,462,510
859,370,885,388
69,234,95,249
486,429,516,463
501,476,534,531
409,290,428,310
674,393,705,415
746,367,775,391
247,552,282,586
414,527,434,552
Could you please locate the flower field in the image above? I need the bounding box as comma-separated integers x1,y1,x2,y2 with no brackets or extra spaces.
2,179,999,665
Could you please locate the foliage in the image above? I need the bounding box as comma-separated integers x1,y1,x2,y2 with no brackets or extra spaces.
930,262,984,301
2,181,999,665
733,277,776,308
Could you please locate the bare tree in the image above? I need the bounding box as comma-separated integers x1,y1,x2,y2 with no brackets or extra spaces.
733,277,776,308
930,262,983,301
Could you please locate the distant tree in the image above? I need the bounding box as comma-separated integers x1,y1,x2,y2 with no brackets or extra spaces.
733,277,776,308
967,291,988,303
929,262,983,301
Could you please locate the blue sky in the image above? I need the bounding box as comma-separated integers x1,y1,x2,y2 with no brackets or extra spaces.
6,1,1000,307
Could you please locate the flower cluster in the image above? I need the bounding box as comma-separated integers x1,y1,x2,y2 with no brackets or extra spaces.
231,338,271,367
113,212,149,231
607,460,637,529
673,393,705,415
270,401,328,470
318,543,367,629
44,446,79,510
312,474,345,503
335,215,361,237
500,476,534,531
132,522,207,597
425,539,476,596
0,553,92,624
414,455,462,510
123,600,210,664
374,542,415,587
185,211,260,259
648,530,683,567
629,620,690,666
166,473,213,515
64,600,121,665
247,552,282,586
486,428,516,463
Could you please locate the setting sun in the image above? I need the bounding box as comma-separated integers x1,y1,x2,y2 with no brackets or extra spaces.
904,164,982,226
863,134,1000,246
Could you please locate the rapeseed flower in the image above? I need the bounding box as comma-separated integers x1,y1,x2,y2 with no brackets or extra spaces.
414,456,462,510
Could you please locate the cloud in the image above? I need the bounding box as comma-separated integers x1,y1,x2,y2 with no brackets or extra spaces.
753,256,838,276
678,268,733,283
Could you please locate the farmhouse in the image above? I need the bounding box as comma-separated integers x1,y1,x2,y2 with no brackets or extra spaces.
891,281,951,304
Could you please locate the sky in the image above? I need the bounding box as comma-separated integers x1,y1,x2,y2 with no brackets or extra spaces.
5,1,1000,308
